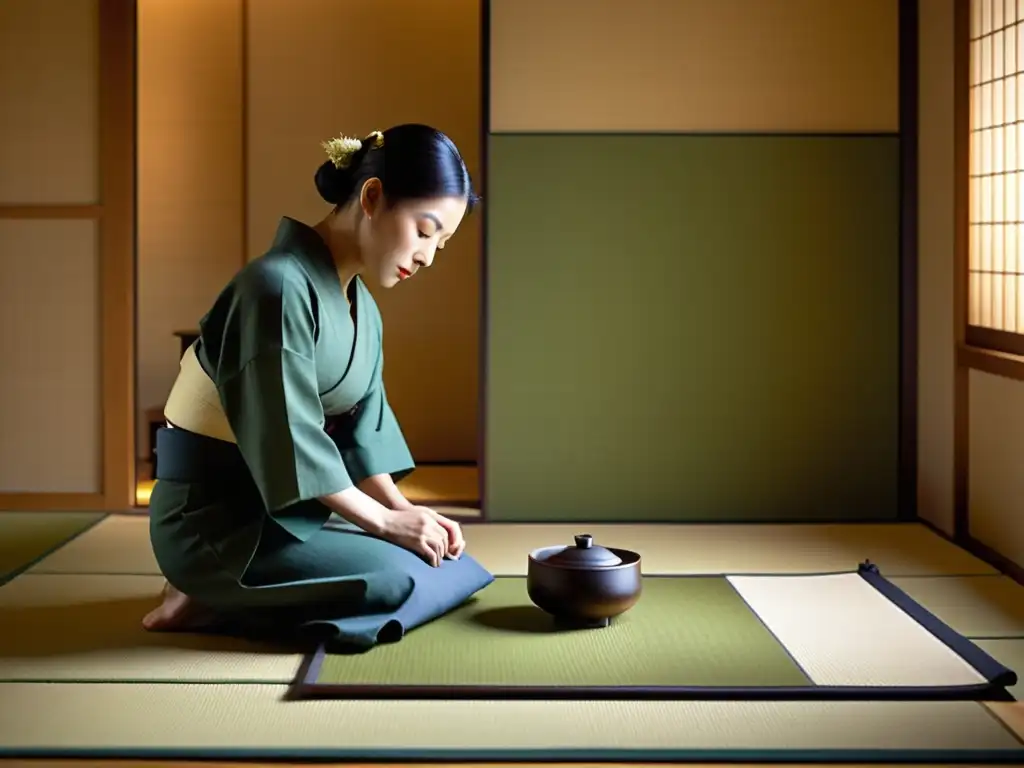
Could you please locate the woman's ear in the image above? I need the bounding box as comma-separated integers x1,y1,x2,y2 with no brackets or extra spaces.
359,177,384,219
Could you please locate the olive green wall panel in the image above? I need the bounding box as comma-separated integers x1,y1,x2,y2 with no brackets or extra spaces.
484,134,900,522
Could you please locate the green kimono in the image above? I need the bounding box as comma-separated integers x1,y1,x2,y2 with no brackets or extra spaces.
148,217,493,649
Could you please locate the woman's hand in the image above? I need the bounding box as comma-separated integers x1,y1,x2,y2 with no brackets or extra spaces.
319,488,465,565
352,475,466,559
379,507,452,567
416,506,466,560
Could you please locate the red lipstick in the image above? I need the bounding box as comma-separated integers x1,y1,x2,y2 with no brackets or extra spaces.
397,267,411,279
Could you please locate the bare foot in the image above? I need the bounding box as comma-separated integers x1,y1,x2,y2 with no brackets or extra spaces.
142,582,212,632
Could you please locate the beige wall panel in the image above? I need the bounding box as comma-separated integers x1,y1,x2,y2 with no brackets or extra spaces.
916,0,955,534
136,0,245,456
247,0,481,463
0,0,98,204
490,0,899,133
968,370,1024,567
0,220,101,493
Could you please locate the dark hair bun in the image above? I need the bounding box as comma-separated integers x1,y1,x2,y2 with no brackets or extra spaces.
314,160,351,206
313,124,478,210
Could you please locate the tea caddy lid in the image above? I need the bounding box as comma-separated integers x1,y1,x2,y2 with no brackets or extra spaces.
544,534,622,567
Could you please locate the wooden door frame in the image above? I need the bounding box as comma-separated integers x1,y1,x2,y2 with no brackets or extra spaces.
947,0,1024,582
0,0,136,512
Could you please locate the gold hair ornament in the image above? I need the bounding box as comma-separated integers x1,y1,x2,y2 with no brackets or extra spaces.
322,130,385,169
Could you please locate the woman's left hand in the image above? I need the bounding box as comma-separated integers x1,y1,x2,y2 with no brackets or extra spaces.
407,506,465,559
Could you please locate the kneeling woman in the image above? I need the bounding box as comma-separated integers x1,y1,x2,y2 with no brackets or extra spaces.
144,124,493,649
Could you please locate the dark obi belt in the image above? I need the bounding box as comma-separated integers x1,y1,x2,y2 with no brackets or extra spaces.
154,426,255,491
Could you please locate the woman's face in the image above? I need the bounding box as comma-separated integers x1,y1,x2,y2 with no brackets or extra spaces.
357,179,468,289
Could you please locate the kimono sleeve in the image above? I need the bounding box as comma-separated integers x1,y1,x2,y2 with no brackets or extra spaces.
199,260,355,519
329,310,415,485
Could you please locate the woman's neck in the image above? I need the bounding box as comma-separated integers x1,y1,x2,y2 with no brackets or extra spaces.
313,206,363,297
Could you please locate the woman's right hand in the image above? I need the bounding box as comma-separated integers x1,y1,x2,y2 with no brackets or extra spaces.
379,507,450,567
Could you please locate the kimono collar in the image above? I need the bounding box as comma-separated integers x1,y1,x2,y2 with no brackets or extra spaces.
270,216,362,305
271,217,346,287
272,217,334,263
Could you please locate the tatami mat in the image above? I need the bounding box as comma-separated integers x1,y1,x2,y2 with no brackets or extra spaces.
3,512,1024,761
454,522,995,577
0,573,301,683
4,569,1019,694
465,522,998,576
28,515,159,575
889,575,1024,638
27,515,997,577
0,683,1020,760
0,511,105,583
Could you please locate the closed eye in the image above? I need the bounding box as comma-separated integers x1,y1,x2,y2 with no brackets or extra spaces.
418,230,430,239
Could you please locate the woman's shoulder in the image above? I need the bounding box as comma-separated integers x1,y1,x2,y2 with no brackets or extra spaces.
198,251,320,361
229,251,314,304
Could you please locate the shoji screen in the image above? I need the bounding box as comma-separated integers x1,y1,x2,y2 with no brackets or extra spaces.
0,0,134,509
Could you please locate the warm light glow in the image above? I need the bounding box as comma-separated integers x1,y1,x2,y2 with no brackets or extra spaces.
969,0,1024,333
136,479,153,506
